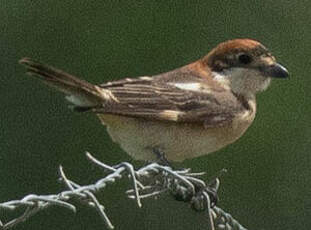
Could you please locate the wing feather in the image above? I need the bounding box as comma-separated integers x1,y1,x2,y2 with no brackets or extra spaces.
96,71,245,127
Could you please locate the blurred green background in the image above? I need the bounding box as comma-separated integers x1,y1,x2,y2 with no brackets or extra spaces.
0,1,310,229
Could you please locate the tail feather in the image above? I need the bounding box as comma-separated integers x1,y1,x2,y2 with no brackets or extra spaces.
19,58,105,109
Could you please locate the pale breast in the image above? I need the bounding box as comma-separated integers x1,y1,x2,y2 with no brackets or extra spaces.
97,107,255,162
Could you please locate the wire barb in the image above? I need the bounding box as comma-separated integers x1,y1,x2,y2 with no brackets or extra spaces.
0,152,247,230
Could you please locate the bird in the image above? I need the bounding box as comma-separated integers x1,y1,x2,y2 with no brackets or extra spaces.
19,38,288,162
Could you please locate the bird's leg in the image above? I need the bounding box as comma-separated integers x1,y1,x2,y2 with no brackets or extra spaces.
151,147,171,166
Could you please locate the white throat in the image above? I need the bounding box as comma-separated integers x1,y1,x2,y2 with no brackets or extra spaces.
212,67,271,95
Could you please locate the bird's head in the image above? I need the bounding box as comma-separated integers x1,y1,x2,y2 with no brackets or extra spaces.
202,38,288,96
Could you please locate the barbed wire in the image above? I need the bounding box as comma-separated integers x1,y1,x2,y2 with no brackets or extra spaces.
0,152,247,230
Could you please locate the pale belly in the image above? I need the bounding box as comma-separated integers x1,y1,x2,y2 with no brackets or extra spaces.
98,114,253,162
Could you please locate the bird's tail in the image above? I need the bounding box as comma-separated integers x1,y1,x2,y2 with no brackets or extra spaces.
19,58,109,111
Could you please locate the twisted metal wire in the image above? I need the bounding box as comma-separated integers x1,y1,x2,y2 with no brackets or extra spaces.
0,152,247,230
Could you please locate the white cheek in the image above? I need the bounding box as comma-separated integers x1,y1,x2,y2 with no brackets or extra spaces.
222,67,245,78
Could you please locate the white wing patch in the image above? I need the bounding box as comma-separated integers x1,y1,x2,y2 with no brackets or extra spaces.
170,82,213,94
158,110,183,121
170,82,202,91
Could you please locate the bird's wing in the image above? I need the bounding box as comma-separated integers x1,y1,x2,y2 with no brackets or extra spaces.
97,66,245,127
20,58,246,128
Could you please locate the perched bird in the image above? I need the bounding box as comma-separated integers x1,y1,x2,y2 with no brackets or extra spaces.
20,38,288,162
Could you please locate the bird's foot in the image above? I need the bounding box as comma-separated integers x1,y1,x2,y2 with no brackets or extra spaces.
170,180,219,211
190,183,219,211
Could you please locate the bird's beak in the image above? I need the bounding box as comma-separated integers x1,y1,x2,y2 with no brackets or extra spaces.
263,63,289,79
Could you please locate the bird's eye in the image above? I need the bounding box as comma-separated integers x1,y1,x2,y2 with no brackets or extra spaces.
238,54,252,64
